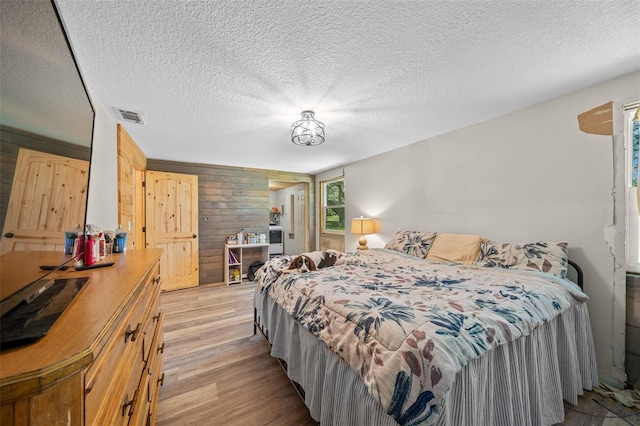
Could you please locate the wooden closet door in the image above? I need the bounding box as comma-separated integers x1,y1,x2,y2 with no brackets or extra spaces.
117,125,148,251
0,148,88,255
145,170,199,291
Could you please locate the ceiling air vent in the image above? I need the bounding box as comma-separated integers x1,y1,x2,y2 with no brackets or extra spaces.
112,107,145,125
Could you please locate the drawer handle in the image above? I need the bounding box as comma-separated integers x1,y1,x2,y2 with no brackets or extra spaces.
125,322,142,343
158,372,165,387
153,275,161,284
122,389,138,417
158,342,165,354
85,379,95,395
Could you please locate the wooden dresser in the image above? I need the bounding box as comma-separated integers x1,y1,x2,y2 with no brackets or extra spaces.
0,249,165,425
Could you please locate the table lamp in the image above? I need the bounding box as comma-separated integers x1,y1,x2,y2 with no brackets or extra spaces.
350,216,375,250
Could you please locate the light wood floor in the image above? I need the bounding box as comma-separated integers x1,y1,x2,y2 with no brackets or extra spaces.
156,283,640,426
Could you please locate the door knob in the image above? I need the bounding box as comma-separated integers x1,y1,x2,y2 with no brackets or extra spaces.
3,232,14,238
192,234,197,238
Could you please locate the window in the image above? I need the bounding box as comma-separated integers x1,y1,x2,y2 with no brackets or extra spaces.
625,103,640,272
321,177,345,233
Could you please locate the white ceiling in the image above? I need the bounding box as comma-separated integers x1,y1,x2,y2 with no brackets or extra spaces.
54,0,639,174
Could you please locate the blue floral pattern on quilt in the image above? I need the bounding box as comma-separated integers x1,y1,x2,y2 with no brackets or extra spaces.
255,249,587,426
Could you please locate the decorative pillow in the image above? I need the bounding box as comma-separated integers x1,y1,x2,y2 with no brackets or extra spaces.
477,241,512,268
384,230,437,258
510,242,568,278
425,233,483,265
477,241,569,278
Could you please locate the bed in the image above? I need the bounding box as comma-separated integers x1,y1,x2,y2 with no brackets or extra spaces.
253,232,598,426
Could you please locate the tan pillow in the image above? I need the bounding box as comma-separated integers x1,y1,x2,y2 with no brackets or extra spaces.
426,233,483,265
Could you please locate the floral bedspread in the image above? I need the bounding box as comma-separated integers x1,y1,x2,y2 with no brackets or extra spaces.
255,249,588,426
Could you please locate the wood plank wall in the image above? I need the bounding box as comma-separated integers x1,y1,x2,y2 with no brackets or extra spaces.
146,159,315,285
0,125,91,234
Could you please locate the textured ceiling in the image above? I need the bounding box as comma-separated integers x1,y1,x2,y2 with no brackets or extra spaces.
54,0,639,174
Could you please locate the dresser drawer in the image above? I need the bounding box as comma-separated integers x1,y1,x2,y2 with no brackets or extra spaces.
142,288,161,363
90,340,143,426
84,263,158,424
128,368,151,426
148,356,164,425
148,312,164,386
147,312,164,425
120,328,148,422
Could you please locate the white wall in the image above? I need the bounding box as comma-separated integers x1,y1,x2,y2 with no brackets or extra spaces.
344,71,640,386
85,87,118,230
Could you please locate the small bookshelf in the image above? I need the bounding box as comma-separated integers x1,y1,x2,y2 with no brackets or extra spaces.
224,243,269,285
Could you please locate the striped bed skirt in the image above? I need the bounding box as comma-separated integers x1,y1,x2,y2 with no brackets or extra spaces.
254,288,599,426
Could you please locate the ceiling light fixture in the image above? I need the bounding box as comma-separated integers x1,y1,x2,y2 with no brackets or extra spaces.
291,110,325,146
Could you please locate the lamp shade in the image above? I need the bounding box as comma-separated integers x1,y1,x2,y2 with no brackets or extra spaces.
350,217,375,235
